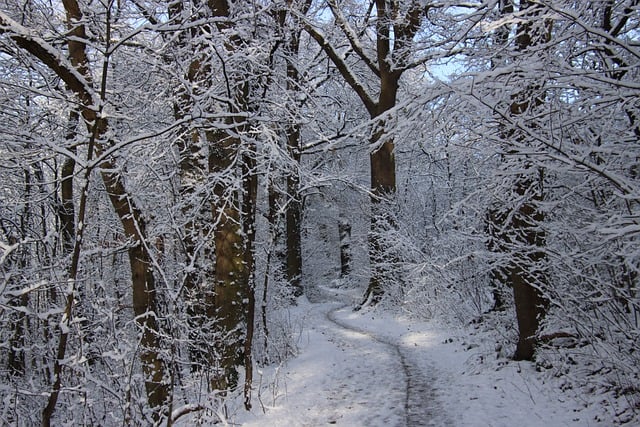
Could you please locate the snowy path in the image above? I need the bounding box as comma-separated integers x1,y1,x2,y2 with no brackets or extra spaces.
241,298,407,426
238,285,614,426
326,305,448,426
239,286,449,426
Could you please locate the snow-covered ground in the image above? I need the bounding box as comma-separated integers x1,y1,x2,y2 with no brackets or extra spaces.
233,285,625,426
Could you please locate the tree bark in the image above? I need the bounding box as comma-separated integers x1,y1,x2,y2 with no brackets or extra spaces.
206,0,259,394
101,168,169,411
59,110,78,257
281,4,310,298
510,173,548,360
167,0,217,369
242,149,258,409
209,130,248,391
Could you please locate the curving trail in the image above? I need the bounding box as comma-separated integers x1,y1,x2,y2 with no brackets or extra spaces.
306,285,450,427
241,285,611,426
327,304,448,427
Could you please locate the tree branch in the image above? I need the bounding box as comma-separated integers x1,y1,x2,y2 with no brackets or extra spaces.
303,22,378,115
0,11,98,110
326,0,380,78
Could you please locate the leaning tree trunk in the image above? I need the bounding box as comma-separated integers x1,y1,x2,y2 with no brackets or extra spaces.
101,168,169,410
0,5,171,422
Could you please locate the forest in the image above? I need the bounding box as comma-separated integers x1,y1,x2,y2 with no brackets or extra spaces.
0,0,638,425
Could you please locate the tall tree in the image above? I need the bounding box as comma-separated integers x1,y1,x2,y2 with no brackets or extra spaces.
304,0,433,304
167,0,220,371
0,3,170,421
482,0,552,361
281,0,312,298
206,0,259,393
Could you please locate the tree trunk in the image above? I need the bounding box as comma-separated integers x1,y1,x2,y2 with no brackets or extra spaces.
206,0,257,394
284,23,306,298
242,150,258,409
364,74,398,304
7,170,30,376
510,172,548,360
59,110,78,257
338,217,351,278
167,0,217,369
485,0,550,361
285,126,304,298
210,133,248,391
101,168,170,412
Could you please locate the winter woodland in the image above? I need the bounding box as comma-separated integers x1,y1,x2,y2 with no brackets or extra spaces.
0,0,638,425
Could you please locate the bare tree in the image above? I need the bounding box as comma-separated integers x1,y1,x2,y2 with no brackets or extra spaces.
0,2,170,421
303,0,453,304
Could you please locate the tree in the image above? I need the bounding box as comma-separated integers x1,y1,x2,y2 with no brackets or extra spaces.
454,0,639,386
303,0,437,304
0,3,170,422
280,0,313,298
486,0,552,361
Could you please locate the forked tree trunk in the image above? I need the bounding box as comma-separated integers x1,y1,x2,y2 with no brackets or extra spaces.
305,0,424,305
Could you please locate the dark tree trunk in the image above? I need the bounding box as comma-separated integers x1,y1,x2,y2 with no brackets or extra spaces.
485,0,550,361
59,110,78,257
283,22,306,298
510,173,548,360
285,144,303,297
242,150,258,409
7,169,31,376
339,217,352,278
364,81,398,304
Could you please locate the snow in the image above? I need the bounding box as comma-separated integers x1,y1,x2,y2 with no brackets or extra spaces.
234,285,618,427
